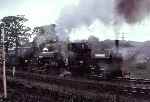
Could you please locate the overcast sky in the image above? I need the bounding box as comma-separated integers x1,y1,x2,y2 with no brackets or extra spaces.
0,0,150,42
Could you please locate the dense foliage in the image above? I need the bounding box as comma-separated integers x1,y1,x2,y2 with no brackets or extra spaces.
0,15,31,50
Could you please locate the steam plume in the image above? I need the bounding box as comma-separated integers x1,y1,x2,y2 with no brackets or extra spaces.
56,0,114,40
56,0,150,41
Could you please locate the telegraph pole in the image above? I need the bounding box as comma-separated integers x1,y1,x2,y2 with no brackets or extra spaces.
2,28,7,98
121,32,126,41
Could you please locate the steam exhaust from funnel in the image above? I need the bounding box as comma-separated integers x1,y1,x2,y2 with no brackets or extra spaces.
56,0,114,41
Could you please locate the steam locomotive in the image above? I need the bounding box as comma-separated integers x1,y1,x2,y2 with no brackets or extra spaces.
6,41,123,79
67,42,123,79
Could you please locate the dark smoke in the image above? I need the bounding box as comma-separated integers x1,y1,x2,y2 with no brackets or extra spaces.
116,0,150,24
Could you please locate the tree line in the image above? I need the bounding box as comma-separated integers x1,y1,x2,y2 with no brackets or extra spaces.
0,15,133,54
0,15,50,53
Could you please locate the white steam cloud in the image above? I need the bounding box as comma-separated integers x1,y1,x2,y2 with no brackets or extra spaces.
56,0,115,40
56,0,150,41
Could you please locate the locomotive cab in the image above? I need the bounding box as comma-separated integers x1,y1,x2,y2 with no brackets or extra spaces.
68,42,91,77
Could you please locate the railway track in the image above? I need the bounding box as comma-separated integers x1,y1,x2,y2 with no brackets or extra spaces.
3,65,150,86
0,77,101,102
1,69,150,97
1,69,150,102
5,69,150,87
4,68,150,85
0,71,122,102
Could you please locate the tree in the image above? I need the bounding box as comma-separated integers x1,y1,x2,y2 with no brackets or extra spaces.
0,15,31,53
32,26,45,36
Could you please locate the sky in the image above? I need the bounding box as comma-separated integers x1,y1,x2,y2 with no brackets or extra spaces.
0,0,150,42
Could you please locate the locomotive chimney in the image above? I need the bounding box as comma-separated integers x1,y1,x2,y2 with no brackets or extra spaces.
115,32,120,54
115,39,119,54
115,39,119,49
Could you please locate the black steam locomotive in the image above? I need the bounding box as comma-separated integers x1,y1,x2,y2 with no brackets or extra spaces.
6,41,123,79
67,42,123,79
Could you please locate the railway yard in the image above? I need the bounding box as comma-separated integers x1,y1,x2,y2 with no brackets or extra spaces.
2,0,150,101
0,30,150,102
0,41,150,102
1,68,150,102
